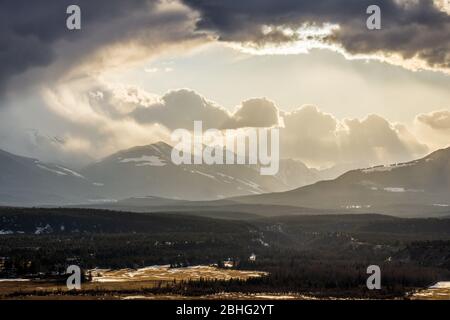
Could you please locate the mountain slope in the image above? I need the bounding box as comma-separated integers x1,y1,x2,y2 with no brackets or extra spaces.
232,147,450,215
0,142,324,205
0,149,98,206
81,142,288,201
276,159,322,189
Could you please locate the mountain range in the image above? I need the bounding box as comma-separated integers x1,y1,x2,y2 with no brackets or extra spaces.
1,142,449,218
0,149,97,205
0,142,324,205
231,146,450,216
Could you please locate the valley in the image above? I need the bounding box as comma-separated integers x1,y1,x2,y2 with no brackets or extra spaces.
1,207,450,300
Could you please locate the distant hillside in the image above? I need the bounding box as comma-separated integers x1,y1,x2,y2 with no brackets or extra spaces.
73,195,338,219
0,149,98,206
2,143,449,215
2,207,449,240
80,142,325,201
0,207,252,235
0,142,323,205
232,147,450,217
81,142,287,201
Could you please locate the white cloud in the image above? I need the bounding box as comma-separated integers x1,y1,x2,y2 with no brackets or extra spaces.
226,98,281,129
415,109,450,150
417,109,450,130
281,105,428,167
0,81,435,169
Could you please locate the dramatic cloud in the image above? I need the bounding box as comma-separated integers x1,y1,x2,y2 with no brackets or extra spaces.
0,0,205,95
130,89,231,129
0,79,432,168
415,109,450,150
0,0,207,163
129,89,280,129
0,1,443,169
182,0,450,72
127,88,429,167
281,105,428,167
417,109,450,130
3,0,448,92
225,98,280,129
37,82,173,163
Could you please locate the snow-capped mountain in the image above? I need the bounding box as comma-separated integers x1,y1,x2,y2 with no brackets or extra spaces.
0,149,98,206
9,140,444,209
80,142,289,201
0,142,325,205
232,146,450,213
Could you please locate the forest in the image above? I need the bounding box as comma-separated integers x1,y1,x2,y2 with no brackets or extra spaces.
1,207,450,298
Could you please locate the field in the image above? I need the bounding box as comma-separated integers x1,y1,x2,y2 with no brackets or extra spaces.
410,282,450,300
0,266,268,300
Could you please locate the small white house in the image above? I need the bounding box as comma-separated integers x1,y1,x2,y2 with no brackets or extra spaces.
223,259,235,268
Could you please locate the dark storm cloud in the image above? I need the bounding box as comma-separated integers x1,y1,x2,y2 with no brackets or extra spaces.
2,0,447,92
0,0,198,93
182,0,450,69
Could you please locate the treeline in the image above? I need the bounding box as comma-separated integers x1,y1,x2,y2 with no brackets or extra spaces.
0,233,257,275
142,261,449,298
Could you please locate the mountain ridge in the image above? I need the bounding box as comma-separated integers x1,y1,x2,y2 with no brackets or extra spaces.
2,142,449,217
230,146,450,216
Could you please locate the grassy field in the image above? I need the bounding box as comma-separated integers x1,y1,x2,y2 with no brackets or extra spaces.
0,265,267,300
409,282,450,300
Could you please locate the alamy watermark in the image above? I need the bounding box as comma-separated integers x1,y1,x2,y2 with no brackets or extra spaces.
170,121,280,175
66,4,383,31
66,5,81,30
366,5,382,30
66,265,81,290
366,265,381,290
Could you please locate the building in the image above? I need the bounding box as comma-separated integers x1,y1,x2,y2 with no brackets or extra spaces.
223,259,235,268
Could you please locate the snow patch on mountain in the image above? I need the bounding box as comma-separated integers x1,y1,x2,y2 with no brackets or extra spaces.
36,163,67,176
384,187,406,193
193,170,217,180
56,166,85,178
362,162,416,173
119,155,166,167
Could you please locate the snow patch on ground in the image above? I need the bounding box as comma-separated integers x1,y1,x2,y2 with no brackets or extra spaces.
90,265,267,283
0,279,30,282
35,224,52,235
430,282,450,289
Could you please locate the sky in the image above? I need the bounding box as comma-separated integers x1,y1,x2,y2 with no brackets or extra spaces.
0,0,449,169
